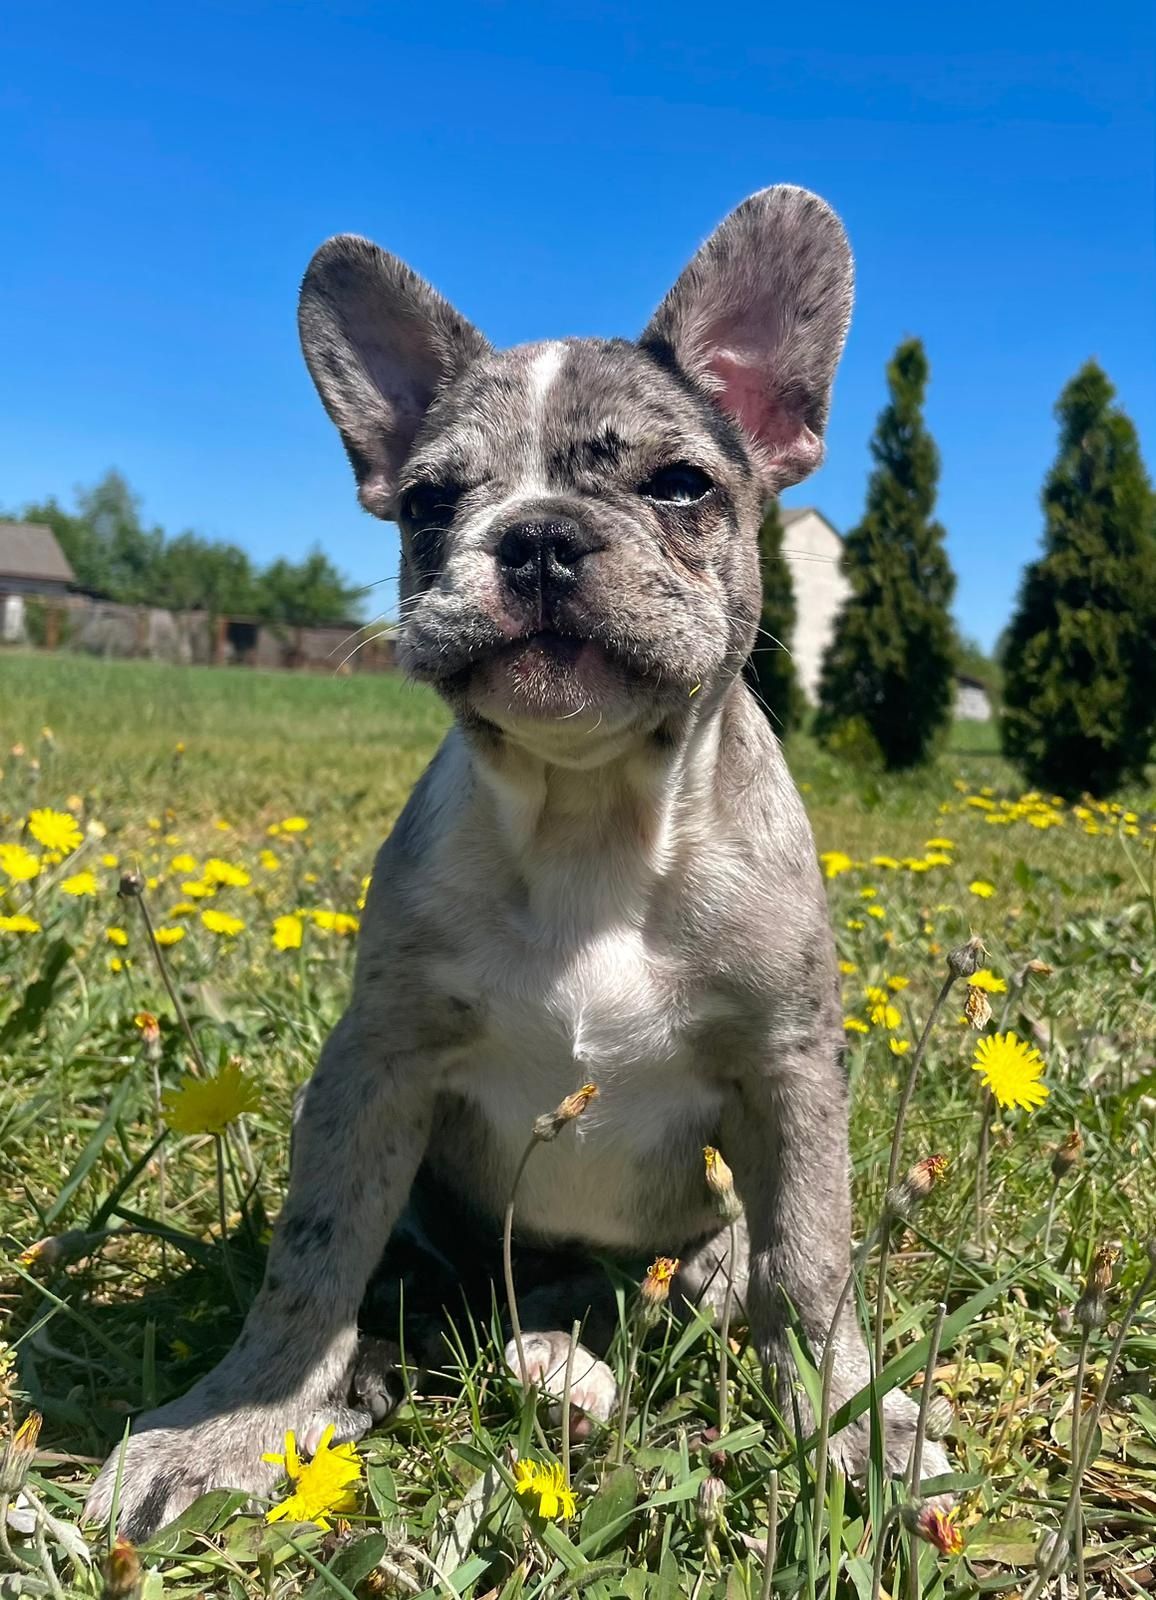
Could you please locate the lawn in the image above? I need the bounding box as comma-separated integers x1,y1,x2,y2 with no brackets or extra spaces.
2,651,1154,1599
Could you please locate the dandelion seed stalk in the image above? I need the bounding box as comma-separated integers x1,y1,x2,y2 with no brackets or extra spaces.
873,962,963,1377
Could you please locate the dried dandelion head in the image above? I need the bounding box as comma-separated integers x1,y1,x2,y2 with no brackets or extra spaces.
1051,1130,1083,1181
638,1256,680,1326
963,985,993,1030
533,1083,599,1143
886,1154,949,1221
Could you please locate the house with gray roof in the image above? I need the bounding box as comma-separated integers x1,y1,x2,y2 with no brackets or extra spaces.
0,521,76,644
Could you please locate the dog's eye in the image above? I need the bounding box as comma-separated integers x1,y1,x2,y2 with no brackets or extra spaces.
399,483,461,529
638,463,714,505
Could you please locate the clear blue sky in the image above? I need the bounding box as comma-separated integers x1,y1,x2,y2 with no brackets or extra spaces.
3,1,1153,651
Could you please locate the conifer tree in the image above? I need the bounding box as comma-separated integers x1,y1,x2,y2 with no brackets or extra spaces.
1001,362,1156,797
744,499,806,734
815,338,957,768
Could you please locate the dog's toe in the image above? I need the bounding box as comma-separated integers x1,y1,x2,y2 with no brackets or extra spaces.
505,1332,618,1425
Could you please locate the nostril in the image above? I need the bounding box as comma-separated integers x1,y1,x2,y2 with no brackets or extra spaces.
496,525,540,571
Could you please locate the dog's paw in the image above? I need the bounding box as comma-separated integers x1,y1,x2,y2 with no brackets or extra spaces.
505,1332,618,1426
85,1396,375,1540
825,1386,951,1493
85,1411,281,1541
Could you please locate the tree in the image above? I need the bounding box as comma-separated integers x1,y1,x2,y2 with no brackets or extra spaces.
744,500,806,733
815,338,957,769
1001,362,1156,797
156,532,257,616
254,548,360,629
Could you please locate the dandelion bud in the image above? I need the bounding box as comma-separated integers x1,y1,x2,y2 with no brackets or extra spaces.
638,1256,680,1327
19,1228,97,1271
948,936,986,980
964,985,992,1029
118,871,144,900
0,1412,41,1494
133,1011,162,1058
696,1473,727,1533
101,1537,144,1599
900,1500,965,1555
924,1395,955,1441
1051,1130,1083,1181
886,1155,948,1221
1034,1529,1069,1572
533,1083,598,1143
702,1147,743,1223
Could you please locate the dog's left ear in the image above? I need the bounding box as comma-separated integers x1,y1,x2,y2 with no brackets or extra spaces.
641,186,853,492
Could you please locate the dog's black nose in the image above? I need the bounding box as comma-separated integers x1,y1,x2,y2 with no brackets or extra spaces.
495,518,600,600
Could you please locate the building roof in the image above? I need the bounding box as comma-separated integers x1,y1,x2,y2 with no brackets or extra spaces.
779,506,841,538
0,522,76,585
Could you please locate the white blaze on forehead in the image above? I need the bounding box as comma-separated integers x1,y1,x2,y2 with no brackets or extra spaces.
527,341,568,407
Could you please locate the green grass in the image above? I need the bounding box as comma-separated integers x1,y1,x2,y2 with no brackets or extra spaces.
2,651,1155,1599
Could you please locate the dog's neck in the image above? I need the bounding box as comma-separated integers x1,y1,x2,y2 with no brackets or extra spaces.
461,682,734,890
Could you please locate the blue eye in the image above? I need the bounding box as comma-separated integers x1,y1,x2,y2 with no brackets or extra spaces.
639,463,714,504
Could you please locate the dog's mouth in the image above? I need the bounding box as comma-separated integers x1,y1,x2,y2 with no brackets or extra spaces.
461,626,635,722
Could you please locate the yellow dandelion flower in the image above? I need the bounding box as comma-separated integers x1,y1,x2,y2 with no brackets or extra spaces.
106,927,129,947
886,975,909,992
968,968,1006,993
272,913,304,951
168,901,198,917
857,886,878,899
101,852,119,869
155,925,186,946
26,808,82,854
170,1337,192,1362
201,909,245,937
59,870,99,897
181,878,216,899
869,1001,902,1030
263,1426,360,1529
108,955,128,973
310,910,359,936
280,817,310,833
0,843,41,882
845,918,865,931
0,913,42,935
513,1458,576,1521
867,905,886,920
259,849,281,872
972,1031,1048,1111
163,1061,261,1135
838,960,858,975
923,852,953,867
924,838,954,850
819,850,854,879
870,855,901,870
888,1038,911,1056
213,819,232,832
969,880,996,899
843,1017,869,1034
203,858,251,889
170,853,198,874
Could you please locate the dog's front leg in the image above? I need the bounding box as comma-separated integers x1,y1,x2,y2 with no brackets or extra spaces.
86,1008,433,1538
724,1046,947,1483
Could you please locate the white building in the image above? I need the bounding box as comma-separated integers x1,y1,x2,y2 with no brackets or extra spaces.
779,507,849,703
778,508,991,721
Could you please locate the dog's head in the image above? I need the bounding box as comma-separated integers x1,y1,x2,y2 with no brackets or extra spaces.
299,186,852,760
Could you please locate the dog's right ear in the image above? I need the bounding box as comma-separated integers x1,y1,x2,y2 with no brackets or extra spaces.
298,238,490,519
